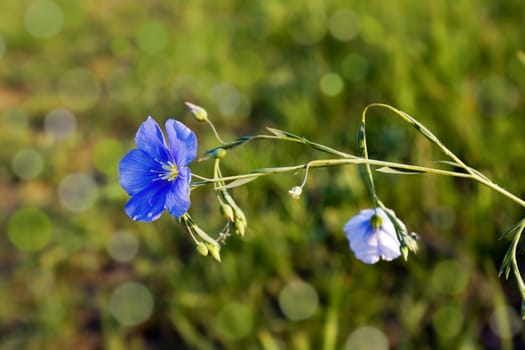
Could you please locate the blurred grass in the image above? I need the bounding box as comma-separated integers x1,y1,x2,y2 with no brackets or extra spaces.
1,0,525,349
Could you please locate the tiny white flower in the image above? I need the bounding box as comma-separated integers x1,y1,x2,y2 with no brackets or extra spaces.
343,207,403,264
288,186,303,199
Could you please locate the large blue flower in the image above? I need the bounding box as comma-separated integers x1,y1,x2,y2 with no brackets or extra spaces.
343,207,402,264
119,117,197,222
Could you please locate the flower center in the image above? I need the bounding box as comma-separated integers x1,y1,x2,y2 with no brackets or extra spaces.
161,161,179,181
369,213,383,231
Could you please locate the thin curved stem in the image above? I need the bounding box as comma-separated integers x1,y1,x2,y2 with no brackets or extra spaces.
361,103,525,208
191,157,472,187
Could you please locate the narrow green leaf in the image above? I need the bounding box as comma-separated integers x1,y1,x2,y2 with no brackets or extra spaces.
434,160,462,168
266,127,304,141
376,166,425,175
521,299,525,320
216,176,258,189
356,122,366,157
499,218,525,240
266,127,287,138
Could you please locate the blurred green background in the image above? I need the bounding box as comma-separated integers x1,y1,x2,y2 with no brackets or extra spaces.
1,0,525,349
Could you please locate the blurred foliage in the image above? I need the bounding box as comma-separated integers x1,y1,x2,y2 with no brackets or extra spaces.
1,0,525,349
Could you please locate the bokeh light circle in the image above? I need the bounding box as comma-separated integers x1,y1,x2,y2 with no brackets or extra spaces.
24,0,63,39
7,207,53,252
28,268,55,297
328,9,361,41
107,231,139,263
341,53,369,82
287,10,327,45
209,83,251,118
111,37,131,56
109,281,154,326
44,108,76,140
345,326,389,350
12,149,44,180
3,107,29,133
278,280,319,321
137,21,168,55
320,72,344,96
215,302,254,340
430,259,469,296
489,305,522,339
432,304,464,339
58,173,98,212
93,138,124,176
106,67,141,104
58,68,101,111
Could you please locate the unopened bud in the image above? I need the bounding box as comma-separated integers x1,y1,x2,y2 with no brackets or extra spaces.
234,217,246,237
196,242,209,256
220,203,235,222
184,102,208,122
401,244,409,261
207,243,221,262
288,186,303,199
210,148,227,159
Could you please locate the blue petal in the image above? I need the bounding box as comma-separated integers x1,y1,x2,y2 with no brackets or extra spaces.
124,182,169,222
343,208,401,264
165,119,197,165
119,149,164,196
376,228,401,261
349,227,382,264
135,117,170,161
165,167,191,218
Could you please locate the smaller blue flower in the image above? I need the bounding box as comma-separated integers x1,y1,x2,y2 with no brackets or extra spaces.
119,117,197,222
343,207,403,264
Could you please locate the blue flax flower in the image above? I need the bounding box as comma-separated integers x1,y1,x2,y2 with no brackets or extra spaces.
343,207,403,264
119,117,197,222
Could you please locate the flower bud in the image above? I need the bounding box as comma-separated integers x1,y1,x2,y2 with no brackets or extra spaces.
196,241,209,256
234,217,246,237
401,244,409,261
220,203,235,222
210,148,227,159
184,102,208,122
207,243,221,262
288,186,303,199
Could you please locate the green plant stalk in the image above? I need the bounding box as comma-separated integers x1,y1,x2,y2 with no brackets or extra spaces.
197,103,525,313
360,103,525,208
510,222,525,301
192,157,472,187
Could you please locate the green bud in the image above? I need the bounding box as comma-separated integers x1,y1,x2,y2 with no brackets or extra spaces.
403,232,419,253
401,244,409,261
220,203,235,222
234,216,246,237
207,243,221,262
196,242,209,256
210,148,227,159
184,102,208,122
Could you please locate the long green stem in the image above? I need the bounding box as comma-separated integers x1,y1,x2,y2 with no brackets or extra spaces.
192,157,471,186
